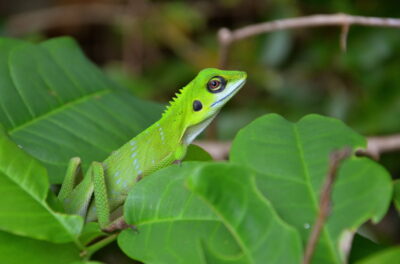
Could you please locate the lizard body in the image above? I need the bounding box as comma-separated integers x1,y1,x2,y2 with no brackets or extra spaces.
58,68,247,227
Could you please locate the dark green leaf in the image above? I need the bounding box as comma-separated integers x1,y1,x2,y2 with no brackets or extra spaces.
119,162,302,263
184,144,213,161
393,179,400,212
119,162,245,264
349,234,387,263
355,247,400,264
0,230,80,264
231,114,392,264
0,37,162,183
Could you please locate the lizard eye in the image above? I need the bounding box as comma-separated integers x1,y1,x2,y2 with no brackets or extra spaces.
193,100,203,111
207,76,226,93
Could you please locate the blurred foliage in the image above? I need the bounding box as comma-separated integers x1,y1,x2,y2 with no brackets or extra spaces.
3,0,400,137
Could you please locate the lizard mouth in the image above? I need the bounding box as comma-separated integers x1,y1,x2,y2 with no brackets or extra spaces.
210,79,246,108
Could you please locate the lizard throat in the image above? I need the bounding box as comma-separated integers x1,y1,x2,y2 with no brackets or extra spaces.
182,113,218,145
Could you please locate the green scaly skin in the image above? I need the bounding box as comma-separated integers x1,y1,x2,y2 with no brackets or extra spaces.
58,68,247,229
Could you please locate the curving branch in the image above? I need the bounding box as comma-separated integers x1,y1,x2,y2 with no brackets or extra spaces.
359,134,400,160
198,134,400,161
218,13,400,68
194,140,232,160
5,4,128,36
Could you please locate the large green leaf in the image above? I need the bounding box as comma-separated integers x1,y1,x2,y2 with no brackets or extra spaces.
0,125,83,243
187,163,302,263
230,114,392,264
118,162,242,264
0,37,162,183
0,231,80,264
119,162,302,263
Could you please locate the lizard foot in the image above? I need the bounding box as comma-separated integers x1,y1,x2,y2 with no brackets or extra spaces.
102,216,136,233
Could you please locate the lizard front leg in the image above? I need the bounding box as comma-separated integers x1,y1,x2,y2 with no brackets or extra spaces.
59,160,112,229
58,157,82,201
91,161,111,229
59,158,94,219
174,144,187,165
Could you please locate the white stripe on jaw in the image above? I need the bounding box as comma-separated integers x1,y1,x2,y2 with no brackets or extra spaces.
211,79,245,107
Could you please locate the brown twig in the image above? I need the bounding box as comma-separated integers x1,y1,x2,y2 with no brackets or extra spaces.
198,134,400,161
218,13,400,68
303,147,352,264
217,28,233,69
359,134,400,160
194,140,232,160
340,23,350,52
5,4,128,36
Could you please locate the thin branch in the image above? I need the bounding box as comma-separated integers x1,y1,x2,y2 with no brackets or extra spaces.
198,134,400,161
5,4,128,36
83,233,118,259
340,23,350,52
303,148,352,264
218,13,400,68
359,134,400,160
231,14,400,42
217,28,233,68
194,140,232,160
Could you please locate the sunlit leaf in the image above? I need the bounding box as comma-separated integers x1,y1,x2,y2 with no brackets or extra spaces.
0,229,80,264
231,114,392,264
0,125,83,243
187,163,303,263
119,162,242,264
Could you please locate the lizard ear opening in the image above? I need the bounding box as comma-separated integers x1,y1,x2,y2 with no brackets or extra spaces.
193,100,203,111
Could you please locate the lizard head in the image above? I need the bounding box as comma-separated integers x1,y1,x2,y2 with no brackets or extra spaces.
179,68,247,144
187,68,247,123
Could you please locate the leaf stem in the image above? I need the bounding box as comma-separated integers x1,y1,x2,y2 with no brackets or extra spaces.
303,147,351,264
83,233,118,259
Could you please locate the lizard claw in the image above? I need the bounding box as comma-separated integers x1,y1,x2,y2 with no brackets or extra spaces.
173,160,182,166
102,216,133,233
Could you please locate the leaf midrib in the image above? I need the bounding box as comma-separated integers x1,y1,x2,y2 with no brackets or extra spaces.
9,89,110,135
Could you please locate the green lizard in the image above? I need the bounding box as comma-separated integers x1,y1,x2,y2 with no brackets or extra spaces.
58,68,247,229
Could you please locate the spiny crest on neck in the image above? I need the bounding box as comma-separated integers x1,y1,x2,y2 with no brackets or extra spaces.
162,87,185,116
